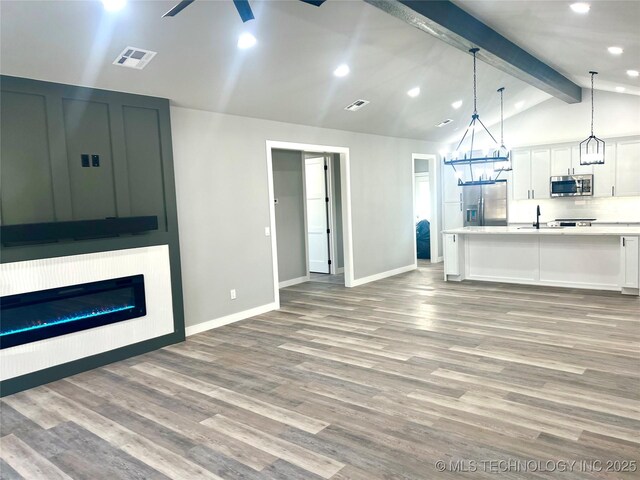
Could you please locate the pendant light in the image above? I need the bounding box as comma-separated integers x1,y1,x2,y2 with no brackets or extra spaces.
493,87,512,172
444,48,507,185
579,71,605,165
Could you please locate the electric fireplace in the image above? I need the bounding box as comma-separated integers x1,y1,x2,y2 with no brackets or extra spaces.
0,275,146,349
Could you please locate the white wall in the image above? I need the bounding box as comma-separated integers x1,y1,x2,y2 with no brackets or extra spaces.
171,107,437,329
483,89,640,148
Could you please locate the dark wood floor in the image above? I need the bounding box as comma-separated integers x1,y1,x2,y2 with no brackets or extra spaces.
1,262,639,479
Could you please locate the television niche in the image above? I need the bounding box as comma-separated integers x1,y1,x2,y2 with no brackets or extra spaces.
0,275,146,350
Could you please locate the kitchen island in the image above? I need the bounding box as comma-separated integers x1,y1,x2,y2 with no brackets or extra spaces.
442,226,640,295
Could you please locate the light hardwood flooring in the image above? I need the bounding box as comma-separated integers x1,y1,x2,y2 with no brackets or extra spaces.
1,261,639,479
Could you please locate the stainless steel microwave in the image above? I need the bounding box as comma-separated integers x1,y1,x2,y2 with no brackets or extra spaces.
550,174,593,197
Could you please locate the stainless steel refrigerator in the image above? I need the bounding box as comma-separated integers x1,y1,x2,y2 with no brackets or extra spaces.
462,181,508,226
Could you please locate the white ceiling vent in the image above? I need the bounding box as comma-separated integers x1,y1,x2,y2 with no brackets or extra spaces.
344,99,370,112
113,46,157,70
436,119,454,127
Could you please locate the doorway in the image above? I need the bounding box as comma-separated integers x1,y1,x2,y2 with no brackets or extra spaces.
413,154,440,264
266,141,353,308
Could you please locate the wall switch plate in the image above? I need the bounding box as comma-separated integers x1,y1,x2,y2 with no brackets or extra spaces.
81,154,90,167
91,154,100,167
230,289,237,300
264,227,270,237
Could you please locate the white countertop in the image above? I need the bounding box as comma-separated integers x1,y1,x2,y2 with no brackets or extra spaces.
443,226,640,236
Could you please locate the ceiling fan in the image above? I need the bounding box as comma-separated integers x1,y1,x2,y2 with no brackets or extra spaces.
163,0,327,22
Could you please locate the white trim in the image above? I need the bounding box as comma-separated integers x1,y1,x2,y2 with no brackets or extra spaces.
266,141,354,302
279,275,310,288
266,146,280,309
185,302,277,336
350,264,416,287
412,153,440,265
301,152,311,276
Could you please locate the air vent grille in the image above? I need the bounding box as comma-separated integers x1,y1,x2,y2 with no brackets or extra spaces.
113,46,157,70
436,119,454,127
344,99,370,112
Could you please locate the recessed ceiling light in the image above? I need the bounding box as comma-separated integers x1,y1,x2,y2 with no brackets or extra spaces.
407,87,420,98
607,46,623,55
570,2,590,14
451,100,463,109
237,33,257,49
102,0,127,12
615,86,626,92
627,69,639,77
515,101,525,109
333,64,350,77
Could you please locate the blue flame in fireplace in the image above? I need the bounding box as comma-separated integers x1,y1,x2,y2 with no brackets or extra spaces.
0,305,136,337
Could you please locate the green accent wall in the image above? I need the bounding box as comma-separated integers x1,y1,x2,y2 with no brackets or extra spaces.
0,75,185,396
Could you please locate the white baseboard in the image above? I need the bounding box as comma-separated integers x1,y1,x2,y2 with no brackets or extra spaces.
185,302,278,337
350,264,416,288
278,275,309,288
432,256,444,263
336,267,344,274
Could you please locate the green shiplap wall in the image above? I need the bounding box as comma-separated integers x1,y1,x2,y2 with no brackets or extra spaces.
0,75,185,396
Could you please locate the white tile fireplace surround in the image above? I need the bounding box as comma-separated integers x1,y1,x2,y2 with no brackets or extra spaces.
0,245,174,381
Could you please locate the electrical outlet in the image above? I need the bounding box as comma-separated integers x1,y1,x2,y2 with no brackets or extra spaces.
264,227,270,237
91,154,100,167
230,289,237,300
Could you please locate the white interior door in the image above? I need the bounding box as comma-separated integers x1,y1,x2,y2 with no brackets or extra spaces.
305,156,330,273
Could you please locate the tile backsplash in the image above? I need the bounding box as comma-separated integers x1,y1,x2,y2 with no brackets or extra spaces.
509,196,640,224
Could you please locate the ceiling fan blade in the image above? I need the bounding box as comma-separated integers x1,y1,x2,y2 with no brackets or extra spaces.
233,0,255,23
298,0,327,6
162,0,196,18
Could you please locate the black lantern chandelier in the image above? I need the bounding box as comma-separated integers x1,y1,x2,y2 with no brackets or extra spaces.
579,71,605,165
493,87,512,172
443,48,508,185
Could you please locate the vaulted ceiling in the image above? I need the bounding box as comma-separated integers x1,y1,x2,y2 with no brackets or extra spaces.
1,1,637,142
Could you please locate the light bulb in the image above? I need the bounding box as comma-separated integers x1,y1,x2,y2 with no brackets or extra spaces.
237,33,257,49
102,0,126,12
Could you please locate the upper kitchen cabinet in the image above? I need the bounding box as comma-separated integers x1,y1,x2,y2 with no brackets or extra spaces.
550,146,593,176
0,76,173,232
614,138,640,197
442,160,466,203
511,148,550,200
592,143,615,198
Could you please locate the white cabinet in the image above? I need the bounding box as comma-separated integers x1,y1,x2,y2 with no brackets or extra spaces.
444,233,460,275
620,236,639,289
512,148,550,200
442,162,465,203
550,146,593,176
550,146,572,176
511,149,531,200
442,162,465,231
615,139,640,197
593,143,615,198
571,146,594,175
512,136,638,199
530,148,551,199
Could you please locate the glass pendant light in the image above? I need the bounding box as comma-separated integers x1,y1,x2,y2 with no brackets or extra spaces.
444,48,506,185
493,87,512,172
579,71,605,165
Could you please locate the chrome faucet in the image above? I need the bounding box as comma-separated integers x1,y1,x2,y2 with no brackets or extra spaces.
533,205,541,229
